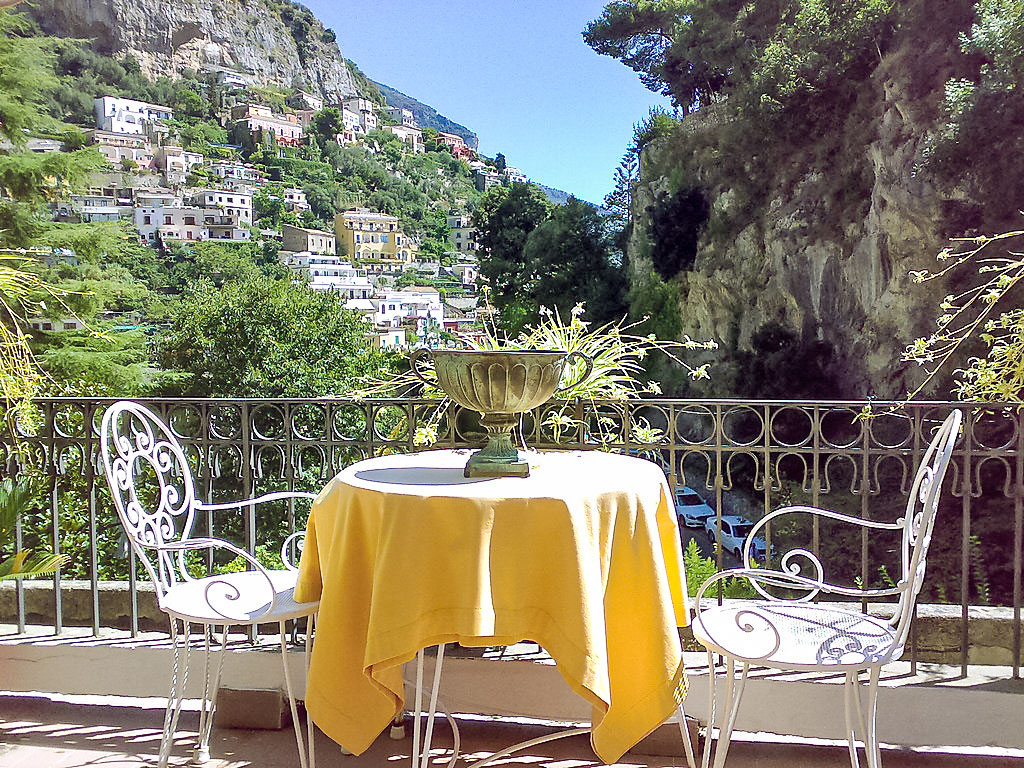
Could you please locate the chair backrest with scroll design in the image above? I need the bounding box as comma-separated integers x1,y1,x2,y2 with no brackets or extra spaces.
890,409,962,651
100,401,198,603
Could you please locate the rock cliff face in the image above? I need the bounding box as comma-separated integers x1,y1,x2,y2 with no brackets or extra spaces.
29,0,357,102
628,1,994,398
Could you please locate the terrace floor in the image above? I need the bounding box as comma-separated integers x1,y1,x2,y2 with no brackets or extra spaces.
2,692,1023,768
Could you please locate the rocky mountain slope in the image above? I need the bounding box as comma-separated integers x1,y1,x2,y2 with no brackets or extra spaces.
27,0,358,102
627,0,1009,398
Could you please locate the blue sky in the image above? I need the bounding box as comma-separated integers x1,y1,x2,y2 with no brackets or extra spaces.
302,0,671,206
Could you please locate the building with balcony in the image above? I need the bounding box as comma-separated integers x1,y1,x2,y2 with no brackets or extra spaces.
503,166,529,184
335,208,414,272
282,223,335,255
135,205,207,243
373,288,444,340
452,262,480,289
56,193,134,223
87,130,154,168
281,187,310,212
232,104,304,147
435,131,474,160
474,169,504,192
386,106,416,127
284,252,373,298
386,124,424,153
343,97,378,132
210,68,249,88
154,145,204,186
209,160,264,187
192,189,253,228
446,214,479,253
94,96,173,135
289,90,324,112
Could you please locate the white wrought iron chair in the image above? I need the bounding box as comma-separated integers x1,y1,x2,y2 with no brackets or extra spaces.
690,409,962,768
100,400,320,768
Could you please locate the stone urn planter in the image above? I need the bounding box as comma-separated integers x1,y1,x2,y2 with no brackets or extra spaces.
409,348,591,477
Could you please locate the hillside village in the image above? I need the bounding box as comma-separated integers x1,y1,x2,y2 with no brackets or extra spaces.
42,82,531,350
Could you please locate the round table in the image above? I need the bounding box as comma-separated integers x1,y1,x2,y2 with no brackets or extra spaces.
294,448,690,763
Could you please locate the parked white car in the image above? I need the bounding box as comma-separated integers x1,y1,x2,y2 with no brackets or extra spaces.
675,486,716,528
704,514,769,561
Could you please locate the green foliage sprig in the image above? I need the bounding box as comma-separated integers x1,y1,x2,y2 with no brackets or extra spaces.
904,230,1024,401
358,300,716,447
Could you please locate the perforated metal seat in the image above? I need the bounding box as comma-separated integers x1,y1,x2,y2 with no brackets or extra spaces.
693,602,897,670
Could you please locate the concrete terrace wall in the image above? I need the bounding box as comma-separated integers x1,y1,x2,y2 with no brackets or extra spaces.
1,581,1019,666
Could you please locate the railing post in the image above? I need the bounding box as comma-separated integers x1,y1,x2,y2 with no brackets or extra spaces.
960,408,974,677
1014,407,1023,679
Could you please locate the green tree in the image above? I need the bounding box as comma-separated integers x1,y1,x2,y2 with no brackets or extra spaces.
519,198,628,326
174,88,205,117
311,106,345,141
156,275,387,397
472,182,551,329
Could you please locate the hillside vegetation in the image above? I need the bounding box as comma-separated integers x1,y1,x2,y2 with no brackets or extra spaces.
586,0,1024,399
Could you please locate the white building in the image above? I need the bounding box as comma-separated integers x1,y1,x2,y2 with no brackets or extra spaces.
386,107,415,127
452,263,480,288
214,70,249,88
192,189,253,227
282,188,309,212
503,166,529,184
155,146,204,186
88,130,154,168
374,289,445,340
133,189,251,245
386,124,424,153
285,253,373,299
210,160,264,186
94,96,173,135
342,97,377,132
134,204,207,244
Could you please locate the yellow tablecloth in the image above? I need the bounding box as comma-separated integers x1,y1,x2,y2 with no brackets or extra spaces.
294,449,689,763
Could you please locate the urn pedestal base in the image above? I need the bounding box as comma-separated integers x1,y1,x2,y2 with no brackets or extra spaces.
463,413,530,478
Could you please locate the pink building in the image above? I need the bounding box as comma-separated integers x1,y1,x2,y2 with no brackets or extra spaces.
232,104,303,148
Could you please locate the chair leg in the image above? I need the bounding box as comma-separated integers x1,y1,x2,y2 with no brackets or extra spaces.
411,648,425,768
843,671,863,768
194,624,229,764
675,700,698,768
864,668,882,768
419,644,446,768
306,615,317,767
711,659,748,768
158,618,191,768
280,618,316,768
701,650,715,768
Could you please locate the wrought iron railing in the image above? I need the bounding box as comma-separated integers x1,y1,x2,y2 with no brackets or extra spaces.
1,397,1021,678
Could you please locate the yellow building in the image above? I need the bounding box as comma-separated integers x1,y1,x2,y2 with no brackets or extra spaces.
334,208,415,272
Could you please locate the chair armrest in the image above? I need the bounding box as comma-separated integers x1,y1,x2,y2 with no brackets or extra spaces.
695,566,906,607
194,490,317,513
740,505,905,599
280,531,307,571
157,538,278,622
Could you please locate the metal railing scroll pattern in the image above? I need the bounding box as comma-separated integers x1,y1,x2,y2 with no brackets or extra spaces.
0,397,1020,678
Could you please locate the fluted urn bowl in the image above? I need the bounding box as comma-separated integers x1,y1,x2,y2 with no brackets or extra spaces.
410,349,591,477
